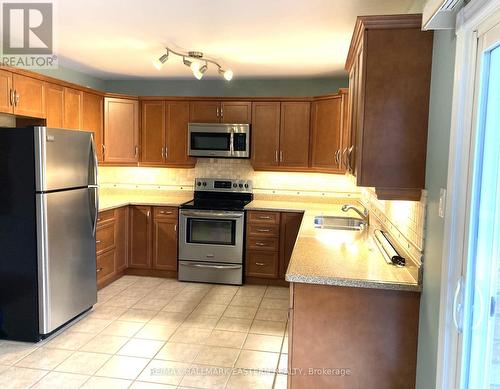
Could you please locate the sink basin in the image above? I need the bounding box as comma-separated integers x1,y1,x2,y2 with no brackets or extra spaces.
313,215,367,231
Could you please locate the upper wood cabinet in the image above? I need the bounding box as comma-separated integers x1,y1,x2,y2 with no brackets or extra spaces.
104,97,139,164
310,96,343,172
220,101,252,123
0,70,14,114
63,87,83,129
82,92,104,162
190,100,251,123
279,102,310,169
251,101,311,171
165,101,194,166
129,206,152,269
140,100,194,167
44,83,64,128
345,14,433,200
189,101,220,123
251,102,281,169
12,73,45,118
141,100,165,164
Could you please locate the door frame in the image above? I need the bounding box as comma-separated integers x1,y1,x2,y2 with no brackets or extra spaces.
436,1,500,388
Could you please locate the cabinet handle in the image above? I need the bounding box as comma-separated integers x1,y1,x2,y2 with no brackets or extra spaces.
174,224,177,232
161,147,165,159
256,228,271,232
255,262,265,266
102,144,106,157
258,216,271,220
147,210,151,219
9,89,14,106
165,146,168,159
280,151,283,162
96,267,103,273
160,211,173,215
255,242,266,246
96,240,101,244
220,106,224,118
14,90,19,106
275,150,278,163
347,145,354,171
216,107,220,118
134,146,139,158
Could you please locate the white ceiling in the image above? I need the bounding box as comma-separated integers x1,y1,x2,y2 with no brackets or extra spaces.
51,0,423,79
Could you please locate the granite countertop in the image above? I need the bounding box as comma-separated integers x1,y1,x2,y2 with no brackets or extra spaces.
99,189,193,211
245,199,421,292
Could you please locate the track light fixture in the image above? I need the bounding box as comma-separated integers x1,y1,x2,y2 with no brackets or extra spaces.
153,47,233,81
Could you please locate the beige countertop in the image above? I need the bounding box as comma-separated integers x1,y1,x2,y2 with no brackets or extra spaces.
246,199,421,292
99,189,192,211
99,190,420,292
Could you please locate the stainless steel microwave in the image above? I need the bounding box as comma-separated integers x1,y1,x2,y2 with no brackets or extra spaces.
188,123,250,158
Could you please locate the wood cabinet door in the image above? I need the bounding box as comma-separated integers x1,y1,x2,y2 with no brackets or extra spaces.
12,74,45,118
141,101,165,164
339,90,350,173
115,206,128,272
310,98,342,171
82,92,104,162
104,97,139,163
165,101,195,166
279,102,311,168
129,206,152,268
0,70,13,114
221,101,252,124
153,217,178,271
44,83,64,128
279,212,303,279
346,65,357,175
189,101,220,123
63,87,83,129
251,102,280,169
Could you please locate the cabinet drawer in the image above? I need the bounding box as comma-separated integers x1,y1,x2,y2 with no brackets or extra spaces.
247,236,279,251
246,250,279,278
247,224,279,237
97,250,115,281
97,209,115,224
248,211,280,225
96,222,115,254
154,207,178,219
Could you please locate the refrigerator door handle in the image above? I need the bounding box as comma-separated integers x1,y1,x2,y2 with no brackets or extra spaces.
89,187,98,237
90,135,98,186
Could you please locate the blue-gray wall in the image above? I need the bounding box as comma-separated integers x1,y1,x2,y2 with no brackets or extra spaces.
416,30,456,389
103,77,348,96
35,66,106,91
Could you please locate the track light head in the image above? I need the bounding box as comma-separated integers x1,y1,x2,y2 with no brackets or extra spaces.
153,53,168,70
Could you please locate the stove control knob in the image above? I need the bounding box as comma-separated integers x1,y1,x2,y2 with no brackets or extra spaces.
197,181,201,186
239,183,243,188
202,182,207,187
233,183,237,188
244,183,249,188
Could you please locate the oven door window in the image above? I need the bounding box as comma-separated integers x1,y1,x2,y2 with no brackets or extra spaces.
187,218,236,245
191,133,231,151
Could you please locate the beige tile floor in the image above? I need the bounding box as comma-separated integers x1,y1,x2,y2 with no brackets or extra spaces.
0,276,290,389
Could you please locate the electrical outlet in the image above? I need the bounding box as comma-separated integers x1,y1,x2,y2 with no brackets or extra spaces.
439,188,447,218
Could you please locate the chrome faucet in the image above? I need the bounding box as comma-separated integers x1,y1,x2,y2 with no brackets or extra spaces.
341,204,369,223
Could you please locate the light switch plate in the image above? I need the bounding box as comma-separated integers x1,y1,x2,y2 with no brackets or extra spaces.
439,188,447,218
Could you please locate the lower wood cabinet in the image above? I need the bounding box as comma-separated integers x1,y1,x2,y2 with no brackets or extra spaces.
246,210,303,281
96,207,129,289
129,206,152,268
153,208,178,271
129,205,178,271
289,283,420,388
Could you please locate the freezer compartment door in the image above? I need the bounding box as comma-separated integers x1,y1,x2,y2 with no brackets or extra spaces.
37,188,97,334
35,127,98,191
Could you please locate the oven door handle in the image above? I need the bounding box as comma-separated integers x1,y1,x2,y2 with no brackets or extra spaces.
181,211,243,219
180,262,242,270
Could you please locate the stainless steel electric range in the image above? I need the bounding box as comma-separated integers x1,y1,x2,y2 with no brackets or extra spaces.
178,178,253,285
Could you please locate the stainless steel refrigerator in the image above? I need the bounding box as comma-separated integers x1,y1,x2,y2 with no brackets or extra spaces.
0,126,98,342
